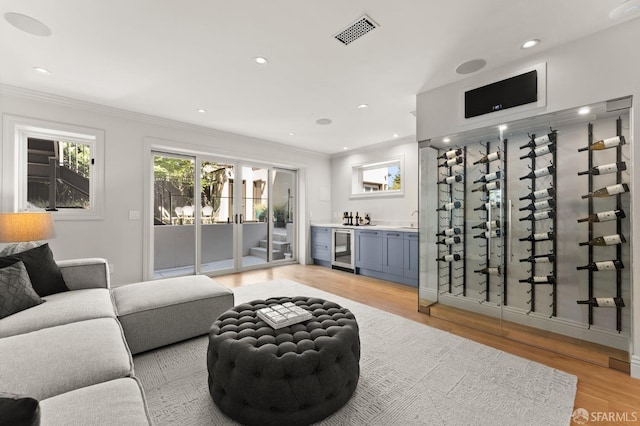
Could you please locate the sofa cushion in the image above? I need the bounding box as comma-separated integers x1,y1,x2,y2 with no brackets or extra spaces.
0,288,115,338
0,244,68,297
39,378,151,426
0,261,44,319
0,391,40,426
0,317,133,400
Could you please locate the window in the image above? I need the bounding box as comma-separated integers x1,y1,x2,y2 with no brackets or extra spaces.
3,115,105,220
351,157,404,198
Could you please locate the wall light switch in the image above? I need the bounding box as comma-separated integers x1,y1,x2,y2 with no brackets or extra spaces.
129,210,141,220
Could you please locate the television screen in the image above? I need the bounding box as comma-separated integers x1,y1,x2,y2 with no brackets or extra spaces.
465,70,538,118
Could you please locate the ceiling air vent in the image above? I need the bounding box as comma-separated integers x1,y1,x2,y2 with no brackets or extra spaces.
334,15,378,46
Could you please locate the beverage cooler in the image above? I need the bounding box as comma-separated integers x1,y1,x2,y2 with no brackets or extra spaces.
418,101,632,352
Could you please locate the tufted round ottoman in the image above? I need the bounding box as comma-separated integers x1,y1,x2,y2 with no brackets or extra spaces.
207,296,360,426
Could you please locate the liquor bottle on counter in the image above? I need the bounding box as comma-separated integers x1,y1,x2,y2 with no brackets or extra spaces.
519,188,555,201
577,162,627,176
436,201,462,211
473,171,501,184
472,151,501,165
437,174,463,185
436,227,461,237
519,275,556,284
519,199,555,211
471,181,500,192
581,183,629,199
577,209,626,223
578,234,626,246
438,148,463,159
519,144,555,160
577,136,625,152
474,266,501,275
471,220,500,230
519,210,555,221
439,157,464,168
520,131,557,149
436,236,463,245
576,297,625,308
436,253,461,262
520,165,555,180
520,253,555,263
519,231,554,242
576,260,624,271
473,230,500,239
473,201,500,211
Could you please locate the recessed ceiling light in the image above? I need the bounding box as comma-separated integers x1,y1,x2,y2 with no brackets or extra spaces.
254,57,268,65
32,67,50,75
357,104,369,109
521,39,540,49
578,107,591,115
316,118,332,125
443,137,451,143
4,12,51,37
392,134,399,138
288,132,295,136
197,109,206,113
455,59,486,75
343,147,348,150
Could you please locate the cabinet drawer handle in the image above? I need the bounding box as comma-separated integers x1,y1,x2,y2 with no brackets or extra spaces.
388,233,401,237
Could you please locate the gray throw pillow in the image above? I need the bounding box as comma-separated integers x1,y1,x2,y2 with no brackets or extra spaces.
0,243,68,297
0,261,44,319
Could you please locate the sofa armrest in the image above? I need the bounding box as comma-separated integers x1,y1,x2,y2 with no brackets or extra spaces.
56,258,110,290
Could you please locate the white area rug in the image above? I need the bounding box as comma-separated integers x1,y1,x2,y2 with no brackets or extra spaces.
134,279,577,425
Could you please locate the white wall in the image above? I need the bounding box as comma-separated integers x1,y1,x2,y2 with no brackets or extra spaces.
416,18,640,378
0,86,331,284
329,136,419,226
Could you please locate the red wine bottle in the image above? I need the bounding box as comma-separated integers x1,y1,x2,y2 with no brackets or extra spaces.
519,188,555,201
436,201,462,211
473,171,500,184
520,166,554,180
519,210,555,221
577,209,625,223
471,220,500,230
471,181,500,192
577,136,625,152
581,183,629,199
576,260,624,271
472,152,500,165
519,144,555,159
474,266,501,275
520,253,555,263
473,230,500,239
577,297,625,308
437,174,463,185
436,253,461,262
436,236,463,245
473,201,500,211
519,231,554,242
577,162,626,176
436,227,461,237
578,234,626,246
519,275,556,284
438,148,462,160
439,157,464,168
520,132,557,149
519,199,555,211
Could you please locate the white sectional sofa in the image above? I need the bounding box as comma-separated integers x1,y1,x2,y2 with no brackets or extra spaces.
0,257,234,425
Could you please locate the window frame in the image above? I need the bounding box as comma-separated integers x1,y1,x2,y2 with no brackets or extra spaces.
350,156,404,199
2,115,105,220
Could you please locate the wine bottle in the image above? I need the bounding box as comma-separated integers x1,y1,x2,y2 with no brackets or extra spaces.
471,181,500,192
473,230,500,239
581,183,629,199
439,157,464,168
577,297,625,308
473,171,501,184
519,275,556,284
437,174,463,185
519,199,555,211
438,148,462,159
520,253,555,263
519,188,555,201
519,210,555,221
471,220,500,230
519,231,554,242
579,234,626,246
519,144,555,160
576,260,624,271
436,236,462,245
520,166,555,180
436,227,461,237
577,162,627,176
577,209,625,223
473,201,500,211
577,136,625,152
520,132,557,149
474,266,501,275
436,201,462,211
436,253,461,262
472,151,501,165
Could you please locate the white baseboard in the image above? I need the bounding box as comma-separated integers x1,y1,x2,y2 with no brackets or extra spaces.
436,294,629,351
631,355,640,379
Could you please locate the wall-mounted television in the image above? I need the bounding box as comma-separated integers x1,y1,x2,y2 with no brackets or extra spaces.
464,70,538,119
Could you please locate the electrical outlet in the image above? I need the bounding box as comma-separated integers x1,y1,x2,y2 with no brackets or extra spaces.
129,210,140,220
108,263,114,274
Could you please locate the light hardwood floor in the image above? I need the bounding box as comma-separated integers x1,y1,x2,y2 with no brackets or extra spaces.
214,264,640,425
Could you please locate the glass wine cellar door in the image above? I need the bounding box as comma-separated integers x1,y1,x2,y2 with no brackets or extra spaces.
419,100,632,361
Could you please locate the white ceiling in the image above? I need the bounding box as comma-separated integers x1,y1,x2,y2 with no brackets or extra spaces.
0,1,637,154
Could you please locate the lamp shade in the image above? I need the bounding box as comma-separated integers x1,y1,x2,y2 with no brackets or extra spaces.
0,212,56,243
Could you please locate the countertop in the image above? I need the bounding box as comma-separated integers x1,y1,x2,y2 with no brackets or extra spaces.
310,223,418,232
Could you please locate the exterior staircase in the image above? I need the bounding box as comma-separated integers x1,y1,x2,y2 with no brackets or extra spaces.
249,228,291,260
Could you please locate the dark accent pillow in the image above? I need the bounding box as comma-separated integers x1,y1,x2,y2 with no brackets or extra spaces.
0,261,44,319
0,392,40,426
0,243,68,297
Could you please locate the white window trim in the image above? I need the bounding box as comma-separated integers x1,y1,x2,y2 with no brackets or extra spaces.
2,115,105,220
350,155,405,199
